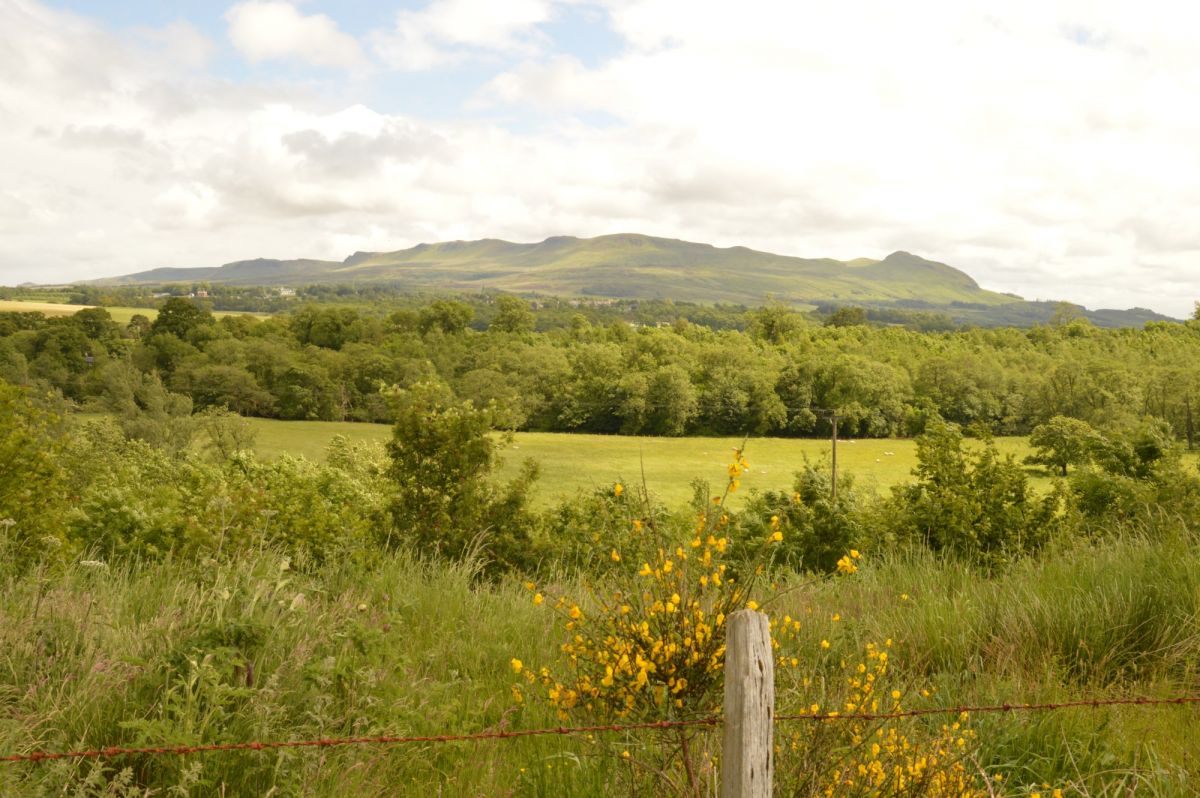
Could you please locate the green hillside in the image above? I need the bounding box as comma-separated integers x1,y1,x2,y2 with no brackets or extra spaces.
105,234,1015,306
98,233,1177,327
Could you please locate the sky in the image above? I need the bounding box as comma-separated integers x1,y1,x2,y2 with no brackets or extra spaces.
1,0,1199,316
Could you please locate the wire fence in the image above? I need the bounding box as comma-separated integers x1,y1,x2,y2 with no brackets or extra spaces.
4,694,1198,766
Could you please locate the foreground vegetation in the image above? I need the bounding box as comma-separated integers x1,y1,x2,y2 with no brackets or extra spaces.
3,531,1198,796
4,368,1200,795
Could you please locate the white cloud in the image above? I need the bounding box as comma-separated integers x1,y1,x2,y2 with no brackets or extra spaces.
372,0,554,70
137,20,215,70
1,0,1200,316
225,1,367,70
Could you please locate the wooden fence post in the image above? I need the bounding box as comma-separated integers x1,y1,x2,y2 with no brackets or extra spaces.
722,609,774,798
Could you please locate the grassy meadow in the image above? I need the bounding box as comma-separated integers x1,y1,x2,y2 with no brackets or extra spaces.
0,299,267,324
245,417,1042,506
3,529,1199,795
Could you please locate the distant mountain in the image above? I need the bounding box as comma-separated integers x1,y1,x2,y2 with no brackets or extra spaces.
98,233,1176,327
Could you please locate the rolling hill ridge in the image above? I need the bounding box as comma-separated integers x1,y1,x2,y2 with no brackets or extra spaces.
99,233,1174,327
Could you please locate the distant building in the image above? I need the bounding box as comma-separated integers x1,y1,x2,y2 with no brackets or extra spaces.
278,287,296,297
195,290,209,298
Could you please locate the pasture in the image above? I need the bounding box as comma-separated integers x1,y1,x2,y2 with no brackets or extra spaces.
243,417,1042,506
0,299,267,323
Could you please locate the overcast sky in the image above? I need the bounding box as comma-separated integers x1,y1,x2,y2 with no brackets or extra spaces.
1,0,1198,315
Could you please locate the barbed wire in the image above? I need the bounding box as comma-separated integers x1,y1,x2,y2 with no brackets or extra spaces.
5,694,1198,765
776,694,1200,723
0,717,720,765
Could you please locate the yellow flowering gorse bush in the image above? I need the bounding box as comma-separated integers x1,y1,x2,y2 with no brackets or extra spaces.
515,448,767,721
777,636,983,797
512,448,1019,796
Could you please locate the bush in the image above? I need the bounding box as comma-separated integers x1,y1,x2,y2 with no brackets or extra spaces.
0,382,68,568
737,458,866,574
884,421,1060,565
386,380,539,574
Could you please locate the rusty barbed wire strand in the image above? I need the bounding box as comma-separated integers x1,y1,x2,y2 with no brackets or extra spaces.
776,694,1200,723
5,694,1199,765
0,717,721,765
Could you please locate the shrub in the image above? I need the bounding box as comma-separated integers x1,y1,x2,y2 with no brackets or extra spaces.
884,421,1060,565
737,458,866,574
0,382,68,567
385,380,539,574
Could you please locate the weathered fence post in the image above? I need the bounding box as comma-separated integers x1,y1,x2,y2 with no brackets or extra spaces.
722,609,774,798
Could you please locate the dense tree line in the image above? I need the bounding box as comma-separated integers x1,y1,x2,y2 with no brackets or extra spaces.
2,296,1200,442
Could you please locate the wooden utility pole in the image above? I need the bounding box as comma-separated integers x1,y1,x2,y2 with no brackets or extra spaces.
722,610,774,798
830,410,838,501
812,408,840,500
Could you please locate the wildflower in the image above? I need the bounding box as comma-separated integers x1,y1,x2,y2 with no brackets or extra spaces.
836,554,858,575
533,593,544,605
610,549,621,562
769,530,783,543
820,639,831,649
569,605,583,620
511,658,524,674
747,600,759,611
613,483,624,497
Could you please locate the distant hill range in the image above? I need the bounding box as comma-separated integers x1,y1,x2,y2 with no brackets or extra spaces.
98,233,1175,328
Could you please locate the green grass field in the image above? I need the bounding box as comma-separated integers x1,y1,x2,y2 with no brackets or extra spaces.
4,530,1199,794
244,417,1042,506
0,299,267,323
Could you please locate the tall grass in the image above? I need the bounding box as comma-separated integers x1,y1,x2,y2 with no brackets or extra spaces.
2,527,1199,795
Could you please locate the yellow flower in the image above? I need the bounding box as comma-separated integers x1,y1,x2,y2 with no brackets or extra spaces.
613,483,624,497
820,639,831,649
510,658,523,674
533,593,544,605
850,549,860,559
610,549,621,562
621,750,631,760
836,555,858,575
769,530,783,543
569,605,583,620
746,600,760,611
